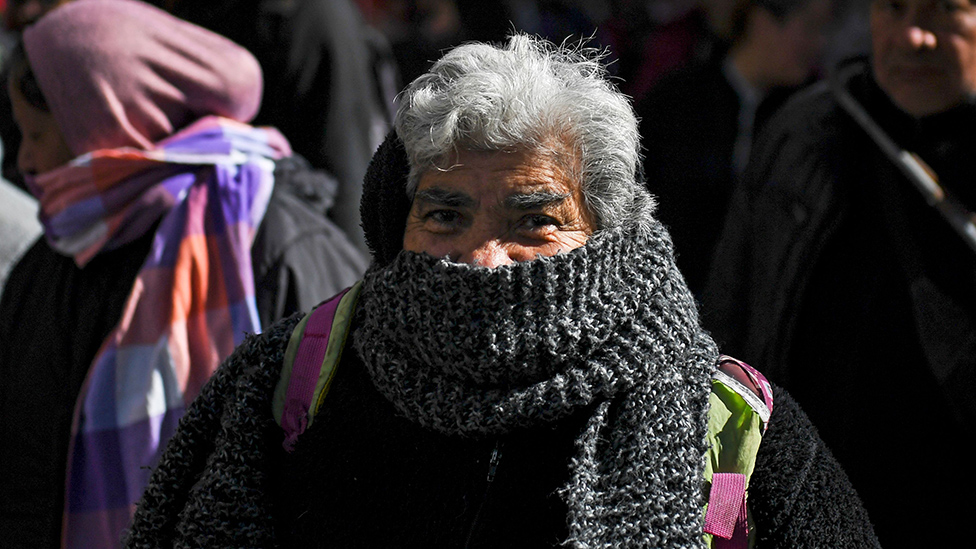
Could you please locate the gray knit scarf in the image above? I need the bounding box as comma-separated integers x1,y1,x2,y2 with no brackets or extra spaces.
354,220,718,548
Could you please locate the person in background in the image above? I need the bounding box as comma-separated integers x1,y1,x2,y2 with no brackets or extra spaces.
125,34,879,548
358,0,512,85
0,0,69,190
638,0,831,295
0,0,396,252
506,0,603,46
604,0,737,105
1,0,64,29
0,1,365,547
702,0,976,544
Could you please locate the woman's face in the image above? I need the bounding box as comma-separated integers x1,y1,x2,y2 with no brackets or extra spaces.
9,80,74,176
402,147,595,268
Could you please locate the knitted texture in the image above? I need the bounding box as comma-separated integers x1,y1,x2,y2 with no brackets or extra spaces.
127,130,719,547
124,317,298,547
356,220,719,548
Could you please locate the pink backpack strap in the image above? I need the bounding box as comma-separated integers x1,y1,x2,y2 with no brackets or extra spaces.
272,282,362,452
716,355,774,431
705,356,774,548
705,473,749,549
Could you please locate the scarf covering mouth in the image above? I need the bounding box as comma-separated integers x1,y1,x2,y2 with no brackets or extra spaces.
55,117,290,548
355,219,719,547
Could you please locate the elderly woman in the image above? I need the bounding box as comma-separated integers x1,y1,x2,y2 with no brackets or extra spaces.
0,1,365,547
126,35,878,547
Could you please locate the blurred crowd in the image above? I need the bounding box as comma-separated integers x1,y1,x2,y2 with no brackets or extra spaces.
1,0,973,547
0,0,871,286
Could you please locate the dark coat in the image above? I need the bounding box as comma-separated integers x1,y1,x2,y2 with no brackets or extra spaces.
126,313,880,548
0,158,366,548
276,329,879,548
637,56,798,295
702,58,976,547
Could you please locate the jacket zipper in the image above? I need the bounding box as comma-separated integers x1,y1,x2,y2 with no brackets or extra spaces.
465,440,504,548
486,440,502,483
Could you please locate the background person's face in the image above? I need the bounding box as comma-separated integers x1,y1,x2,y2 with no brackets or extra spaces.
871,0,976,116
402,147,595,268
9,82,73,176
765,0,832,87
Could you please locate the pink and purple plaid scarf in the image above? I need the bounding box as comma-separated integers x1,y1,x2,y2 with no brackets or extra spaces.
27,116,290,547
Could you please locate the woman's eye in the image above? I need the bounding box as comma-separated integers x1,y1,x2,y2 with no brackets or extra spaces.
519,214,559,233
423,209,463,230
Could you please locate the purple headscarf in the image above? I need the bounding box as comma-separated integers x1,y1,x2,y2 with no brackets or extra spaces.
22,0,263,155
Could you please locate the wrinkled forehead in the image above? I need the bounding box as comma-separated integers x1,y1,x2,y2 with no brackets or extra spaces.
418,146,580,191
411,137,583,196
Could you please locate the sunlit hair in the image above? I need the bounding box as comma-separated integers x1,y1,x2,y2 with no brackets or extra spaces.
394,33,654,235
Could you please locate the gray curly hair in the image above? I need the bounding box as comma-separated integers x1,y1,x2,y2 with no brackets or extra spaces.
394,34,655,235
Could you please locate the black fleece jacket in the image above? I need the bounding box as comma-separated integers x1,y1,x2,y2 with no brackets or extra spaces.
126,313,880,548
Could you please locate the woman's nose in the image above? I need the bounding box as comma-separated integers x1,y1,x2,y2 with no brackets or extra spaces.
456,238,514,268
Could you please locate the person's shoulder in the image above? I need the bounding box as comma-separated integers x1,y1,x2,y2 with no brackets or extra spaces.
758,80,846,151
742,77,853,202
226,312,306,380
268,155,338,222
757,58,876,154
254,312,305,352
750,383,882,548
257,156,365,266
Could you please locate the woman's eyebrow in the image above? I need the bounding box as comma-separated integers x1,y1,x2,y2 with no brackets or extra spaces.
505,191,570,211
413,187,475,208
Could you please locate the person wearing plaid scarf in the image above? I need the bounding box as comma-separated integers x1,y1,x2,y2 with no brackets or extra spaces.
0,1,365,547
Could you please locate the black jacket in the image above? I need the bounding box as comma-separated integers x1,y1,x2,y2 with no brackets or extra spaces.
126,313,880,548
702,58,976,547
276,330,879,548
0,157,366,548
638,56,802,296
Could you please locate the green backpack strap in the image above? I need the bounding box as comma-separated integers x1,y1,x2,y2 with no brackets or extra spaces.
703,355,774,549
272,281,362,452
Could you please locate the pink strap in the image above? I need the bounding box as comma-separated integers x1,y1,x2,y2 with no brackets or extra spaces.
737,361,773,417
281,288,350,452
704,473,749,549
719,355,774,417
